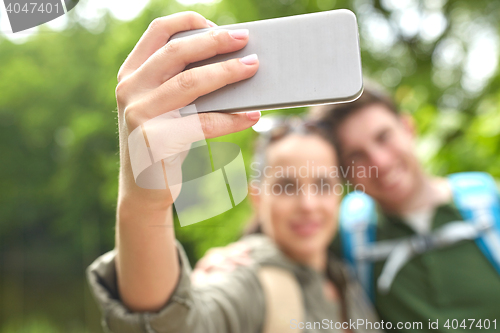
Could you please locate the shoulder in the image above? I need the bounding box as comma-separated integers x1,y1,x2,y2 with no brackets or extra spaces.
193,234,301,297
192,235,275,289
240,234,286,262
240,234,304,275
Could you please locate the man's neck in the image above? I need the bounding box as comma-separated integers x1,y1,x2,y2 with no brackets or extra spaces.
381,173,452,216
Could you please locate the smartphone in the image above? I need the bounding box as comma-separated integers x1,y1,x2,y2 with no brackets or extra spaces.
171,10,363,113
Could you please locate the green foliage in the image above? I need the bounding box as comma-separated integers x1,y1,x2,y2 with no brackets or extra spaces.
1,0,500,330
1,316,91,333
1,318,61,333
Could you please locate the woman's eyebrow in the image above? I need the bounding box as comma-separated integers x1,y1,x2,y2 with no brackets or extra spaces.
276,177,296,183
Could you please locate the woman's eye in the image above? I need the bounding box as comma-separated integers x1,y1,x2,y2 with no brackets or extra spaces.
316,178,337,194
270,179,297,196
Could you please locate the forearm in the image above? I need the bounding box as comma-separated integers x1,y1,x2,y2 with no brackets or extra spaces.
109,10,259,316
115,164,179,312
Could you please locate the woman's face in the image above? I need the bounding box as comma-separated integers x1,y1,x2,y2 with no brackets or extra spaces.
251,134,341,261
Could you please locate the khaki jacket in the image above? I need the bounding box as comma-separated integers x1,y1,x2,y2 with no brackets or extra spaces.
87,234,381,333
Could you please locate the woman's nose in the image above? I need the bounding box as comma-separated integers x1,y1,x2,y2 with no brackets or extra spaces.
297,185,321,211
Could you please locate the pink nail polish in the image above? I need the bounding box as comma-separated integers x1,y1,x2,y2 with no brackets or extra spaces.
240,54,258,65
247,111,261,121
228,29,249,40
206,19,217,27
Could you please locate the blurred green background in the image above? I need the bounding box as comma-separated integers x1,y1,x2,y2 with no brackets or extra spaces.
1,0,500,331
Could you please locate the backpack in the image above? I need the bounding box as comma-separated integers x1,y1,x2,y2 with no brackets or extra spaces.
258,266,304,333
339,172,500,301
258,266,383,333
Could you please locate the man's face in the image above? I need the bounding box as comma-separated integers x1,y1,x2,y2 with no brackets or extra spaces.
336,104,422,208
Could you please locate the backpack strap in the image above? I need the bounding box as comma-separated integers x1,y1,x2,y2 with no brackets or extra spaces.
340,172,500,298
339,191,378,301
258,266,304,333
448,172,500,274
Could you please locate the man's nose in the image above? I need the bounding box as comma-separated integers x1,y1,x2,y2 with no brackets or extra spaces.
368,147,394,172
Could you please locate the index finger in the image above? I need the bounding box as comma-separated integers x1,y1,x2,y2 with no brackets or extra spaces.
118,11,211,81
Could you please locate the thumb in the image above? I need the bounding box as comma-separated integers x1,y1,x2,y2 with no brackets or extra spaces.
199,111,261,139
143,110,261,163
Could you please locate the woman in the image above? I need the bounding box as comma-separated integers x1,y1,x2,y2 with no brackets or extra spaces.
87,12,378,333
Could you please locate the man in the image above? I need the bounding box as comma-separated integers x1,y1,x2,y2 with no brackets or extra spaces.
310,89,500,331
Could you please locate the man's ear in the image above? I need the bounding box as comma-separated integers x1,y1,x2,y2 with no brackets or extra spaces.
400,113,416,138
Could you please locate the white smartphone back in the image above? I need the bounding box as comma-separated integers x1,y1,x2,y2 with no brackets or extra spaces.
172,10,363,113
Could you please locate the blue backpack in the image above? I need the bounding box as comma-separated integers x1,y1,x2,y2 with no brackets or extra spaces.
339,172,500,301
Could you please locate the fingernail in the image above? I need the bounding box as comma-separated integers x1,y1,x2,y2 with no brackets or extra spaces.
229,29,249,40
239,54,258,65
206,19,217,27
247,111,261,121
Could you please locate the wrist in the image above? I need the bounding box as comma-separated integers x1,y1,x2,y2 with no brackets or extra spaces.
118,190,174,214
117,197,174,232
117,133,176,219
118,161,174,205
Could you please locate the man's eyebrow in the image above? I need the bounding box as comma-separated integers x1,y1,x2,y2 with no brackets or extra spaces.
343,149,363,160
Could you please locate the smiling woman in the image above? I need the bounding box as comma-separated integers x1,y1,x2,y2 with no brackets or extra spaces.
249,132,341,266
88,113,381,332
85,11,380,333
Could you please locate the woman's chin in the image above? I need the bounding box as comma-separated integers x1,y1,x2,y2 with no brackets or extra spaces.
276,227,334,263
287,237,327,258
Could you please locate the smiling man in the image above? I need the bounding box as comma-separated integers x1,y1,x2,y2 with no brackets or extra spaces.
312,89,500,332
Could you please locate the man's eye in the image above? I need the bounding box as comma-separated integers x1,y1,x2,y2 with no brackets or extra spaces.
378,130,391,143
276,180,296,188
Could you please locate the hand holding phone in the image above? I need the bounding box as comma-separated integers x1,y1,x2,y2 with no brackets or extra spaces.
172,10,363,113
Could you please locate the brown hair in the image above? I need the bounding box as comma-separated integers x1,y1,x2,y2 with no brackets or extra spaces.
309,88,400,155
